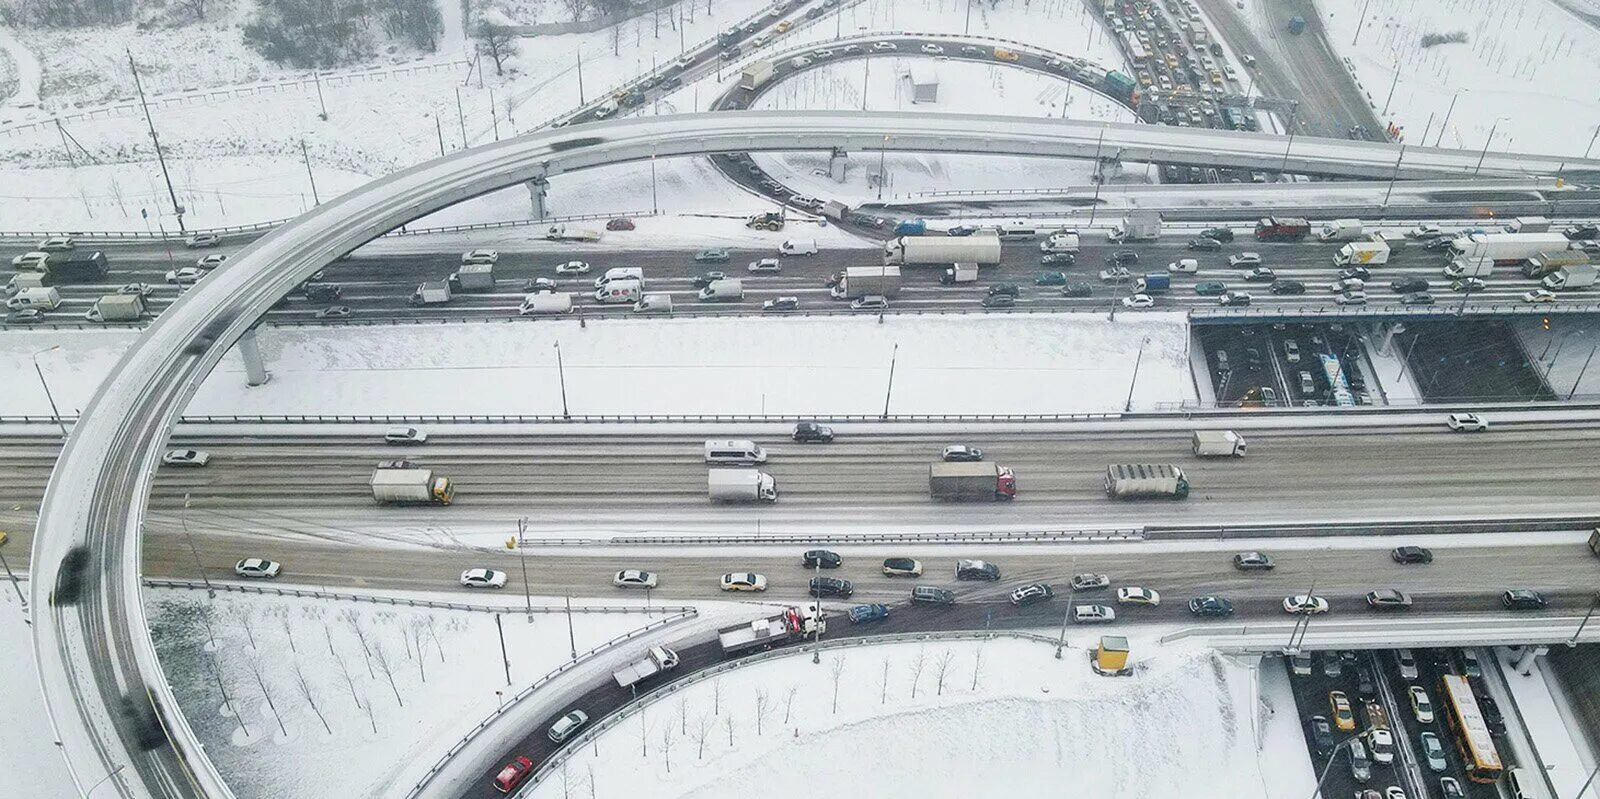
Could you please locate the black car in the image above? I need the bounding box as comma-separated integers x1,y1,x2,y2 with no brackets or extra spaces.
1270,279,1306,295
661,76,683,90
802,549,841,569
5,309,46,324
809,576,854,598
1009,583,1055,606
304,283,343,302
1502,589,1546,610
1565,224,1599,240
1041,252,1076,266
1187,236,1223,251
1201,227,1235,242
1107,249,1140,265
987,283,1020,297
1391,546,1433,564
1477,695,1507,735
1390,277,1430,293
1062,282,1093,297
1307,715,1335,754
910,585,956,605
1338,266,1371,281
692,271,726,288
955,559,1000,581
805,5,824,17
981,294,1016,308
1187,596,1234,617
1354,661,1377,699
793,422,835,443
1421,236,1455,251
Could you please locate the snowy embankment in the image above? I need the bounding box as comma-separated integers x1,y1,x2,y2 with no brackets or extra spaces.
1,313,1194,418
523,636,1313,797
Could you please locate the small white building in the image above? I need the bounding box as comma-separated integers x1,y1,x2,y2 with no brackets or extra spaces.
907,65,939,104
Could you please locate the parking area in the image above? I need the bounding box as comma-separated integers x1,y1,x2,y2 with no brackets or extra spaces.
1285,647,1508,799
1197,323,1369,407
1398,321,1555,402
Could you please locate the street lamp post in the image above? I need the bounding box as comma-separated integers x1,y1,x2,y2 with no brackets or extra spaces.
86,764,126,797
31,345,67,437
1087,125,1107,226
516,518,532,622
1380,144,1407,215
1123,336,1149,412
1279,102,1300,176
553,341,570,419
181,494,215,599
876,135,890,201
1308,732,1372,799
1434,90,1461,147
1568,346,1598,401
811,559,822,664
1571,592,1600,646
1055,556,1076,658
1474,117,1507,177
880,342,899,419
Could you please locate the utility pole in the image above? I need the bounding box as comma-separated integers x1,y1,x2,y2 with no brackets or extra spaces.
516,518,532,621
565,595,577,661
31,346,67,437
876,135,890,200
495,613,511,685
313,72,329,120
300,140,320,206
577,51,586,105
553,341,570,418
880,342,899,419
1474,117,1505,177
1123,336,1149,412
1434,91,1461,147
811,559,822,664
1055,556,1076,658
650,146,659,214
455,87,468,148
489,88,500,141
1351,0,1373,45
1381,54,1400,115
1279,102,1299,176
433,115,445,156
1087,124,1107,226
1380,144,1407,214
128,50,185,233
181,494,215,599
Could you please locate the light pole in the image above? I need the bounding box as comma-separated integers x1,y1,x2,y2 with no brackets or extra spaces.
553,340,570,419
1087,124,1107,226
1123,337,1150,412
1279,102,1300,176
1380,53,1401,116
516,518,532,621
86,764,126,797
1350,0,1373,45
880,343,899,419
1587,124,1600,159
1308,731,1373,799
1380,144,1407,215
181,494,215,599
1569,346,1598,401
1473,117,1507,177
0,538,27,622
565,595,577,661
811,559,822,664
31,345,67,437
1434,90,1461,147
876,135,890,200
1055,556,1076,658
1571,591,1600,646
649,147,659,215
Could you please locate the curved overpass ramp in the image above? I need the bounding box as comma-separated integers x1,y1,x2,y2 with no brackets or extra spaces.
30,109,1600,799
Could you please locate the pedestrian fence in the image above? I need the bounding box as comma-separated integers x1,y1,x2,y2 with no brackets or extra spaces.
519,628,1066,794
403,608,697,799
143,578,695,616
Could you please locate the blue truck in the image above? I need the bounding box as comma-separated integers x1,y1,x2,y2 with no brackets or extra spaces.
1134,273,1170,293
893,219,927,236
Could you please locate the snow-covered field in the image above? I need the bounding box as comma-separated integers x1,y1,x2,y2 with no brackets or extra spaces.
1,313,1195,417
0,581,79,799
524,636,1312,798
1320,0,1600,156
147,585,673,799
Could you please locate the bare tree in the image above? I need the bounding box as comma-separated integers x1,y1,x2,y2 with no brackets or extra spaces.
678,696,689,735
562,0,587,22
244,656,288,736
880,658,891,704
639,707,648,757
424,616,446,663
324,626,337,657
713,677,723,715
691,714,712,759
935,649,956,696
908,649,928,699
754,689,771,736
175,0,209,22
360,691,377,733
661,725,674,773
587,763,596,799
280,614,297,653
971,645,986,691
783,684,799,724
475,21,521,76
724,712,735,746
333,651,363,709
371,642,405,707
345,611,376,677
408,622,428,683
293,661,332,734
239,609,259,650
831,655,847,714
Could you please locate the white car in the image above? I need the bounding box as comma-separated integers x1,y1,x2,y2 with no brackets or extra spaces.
1329,278,1365,293
118,283,155,297
851,295,889,312
1369,728,1395,764
384,426,428,444
547,709,589,743
1446,412,1488,432
1122,293,1155,308
1073,604,1116,623
11,251,50,269
37,237,74,252
165,267,206,284
1227,252,1263,268
1282,595,1329,615
462,249,499,265
184,233,221,248
233,558,281,578
555,260,590,275
748,258,782,273
941,444,983,462
195,253,228,269
613,569,659,589
1116,587,1161,606
872,41,898,51
1383,788,1406,799
460,568,509,589
1168,258,1199,273
720,572,768,592
1523,289,1557,303
1409,685,1435,723
1070,573,1110,591
789,56,813,68
161,449,211,467
920,43,944,54
1335,291,1368,306
1406,224,1443,238
811,48,835,59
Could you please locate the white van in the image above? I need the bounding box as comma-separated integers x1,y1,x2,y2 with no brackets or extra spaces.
520,292,574,315
5,286,62,310
4,271,51,295
779,238,818,256
632,293,673,313
593,279,642,303
704,440,768,465
594,267,644,288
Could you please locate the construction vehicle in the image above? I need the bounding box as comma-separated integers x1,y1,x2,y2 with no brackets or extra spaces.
746,211,785,231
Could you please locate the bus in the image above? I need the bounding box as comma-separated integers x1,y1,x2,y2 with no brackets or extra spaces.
1439,674,1504,783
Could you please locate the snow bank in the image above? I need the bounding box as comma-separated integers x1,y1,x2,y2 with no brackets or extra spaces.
0,582,80,797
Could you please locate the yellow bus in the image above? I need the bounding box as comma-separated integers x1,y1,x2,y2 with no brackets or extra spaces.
1439,674,1503,783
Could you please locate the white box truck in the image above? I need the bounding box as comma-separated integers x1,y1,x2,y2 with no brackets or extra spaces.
1449,233,1571,264
545,225,603,242
85,294,145,322
612,646,680,690
450,263,496,291
1318,219,1365,241
708,469,778,502
940,263,979,285
739,60,776,91
1504,216,1551,234
1522,250,1591,278
1104,464,1190,499
369,468,455,505
841,266,902,298
1333,241,1390,266
883,232,1002,266
1542,264,1599,290
1191,430,1247,457
410,281,452,306
520,293,574,315
1107,211,1161,243
1443,256,1493,279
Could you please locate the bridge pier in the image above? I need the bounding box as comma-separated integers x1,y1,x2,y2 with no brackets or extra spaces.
1512,644,1547,676
526,176,550,219
238,327,270,386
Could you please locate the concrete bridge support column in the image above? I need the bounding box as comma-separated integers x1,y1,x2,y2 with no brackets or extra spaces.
527,177,550,219
1377,322,1406,356
238,328,270,386
1514,644,1548,676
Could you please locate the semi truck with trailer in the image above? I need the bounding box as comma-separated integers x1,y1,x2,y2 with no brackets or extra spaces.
1333,241,1390,266
85,294,145,323
707,468,778,502
1449,233,1571,264
1254,217,1311,242
1542,264,1599,290
882,231,1002,266
612,646,680,690
1191,430,1247,457
1108,211,1161,243
1317,219,1365,241
841,266,902,298
718,607,823,656
928,462,1017,501
739,60,776,91
1104,464,1190,499
369,468,455,505
1522,250,1592,278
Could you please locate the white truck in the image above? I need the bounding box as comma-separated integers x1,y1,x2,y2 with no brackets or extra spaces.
841,266,902,298
882,231,1002,266
369,468,455,505
697,278,744,301
1333,241,1390,266
520,293,574,315
1443,256,1493,279
718,607,823,655
450,263,495,291
1317,219,1364,241
1522,250,1591,278
708,468,778,502
739,60,776,91
612,646,680,691
1104,464,1190,499
1504,216,1551,234
1542,263,1599,290
1449,232,1571,264
1191,430,1247,457
85,294,145,322
410,281,452,306
1107,211,1161,243
545,225,603,243
940,263,979,285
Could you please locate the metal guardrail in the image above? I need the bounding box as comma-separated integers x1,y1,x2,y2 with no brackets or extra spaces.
143,579,695,616
404,609,697,799
516,528,1143,546
1188,303,1600,319
1144,516,1600,541
518,628,1064,794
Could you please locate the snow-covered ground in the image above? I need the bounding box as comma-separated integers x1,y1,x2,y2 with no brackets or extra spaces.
523,636,1313,798
146,585,675,799
1492,648,1600,799
2,313,1195,418
1511,317,1600,399
1317,0,1600,156
0,579,80,799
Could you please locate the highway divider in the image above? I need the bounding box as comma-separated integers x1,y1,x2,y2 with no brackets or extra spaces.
143,578,695,615
1143,516,1599,541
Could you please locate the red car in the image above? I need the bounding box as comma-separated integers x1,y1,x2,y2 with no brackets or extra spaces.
493,756,533,793
606,218,635,231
